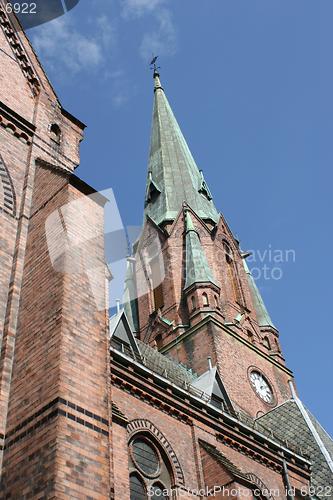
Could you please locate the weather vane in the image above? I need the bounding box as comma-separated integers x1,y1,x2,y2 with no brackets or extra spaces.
149,55,160,76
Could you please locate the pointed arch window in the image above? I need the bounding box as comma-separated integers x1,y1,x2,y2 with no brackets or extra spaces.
129,434,172,500
223,240,242,305
262,336,271,349
130,473,147,500
202,292,209,307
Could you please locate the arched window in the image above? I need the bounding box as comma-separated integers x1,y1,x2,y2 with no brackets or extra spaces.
50,123,61,145
130,472,147,500
262,336,271,349
202,292,209,307
214,295,219,309
223,240,241,304
150,482,169,499
129,434,172,500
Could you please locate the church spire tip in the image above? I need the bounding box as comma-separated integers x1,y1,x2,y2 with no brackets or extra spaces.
149,54,163,91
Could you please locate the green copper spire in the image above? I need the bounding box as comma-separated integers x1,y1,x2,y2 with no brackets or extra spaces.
184,211,219,291
242,258,276,329
145,71,220,226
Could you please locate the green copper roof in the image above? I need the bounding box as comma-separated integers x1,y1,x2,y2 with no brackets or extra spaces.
184,211,219,290
242,258,276,329
144,73,219,226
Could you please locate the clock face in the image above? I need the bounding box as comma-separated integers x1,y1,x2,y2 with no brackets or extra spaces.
250,371,273,404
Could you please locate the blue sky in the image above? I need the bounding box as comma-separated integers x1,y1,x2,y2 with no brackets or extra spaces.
29,0,332,434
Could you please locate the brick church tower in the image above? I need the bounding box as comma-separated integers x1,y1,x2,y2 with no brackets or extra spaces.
0,8,332,499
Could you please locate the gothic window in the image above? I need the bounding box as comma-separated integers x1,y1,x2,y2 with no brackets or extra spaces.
129,434,172,500
202,292,209,307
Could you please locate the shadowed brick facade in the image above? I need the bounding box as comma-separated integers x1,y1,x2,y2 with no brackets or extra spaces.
0,8,332,500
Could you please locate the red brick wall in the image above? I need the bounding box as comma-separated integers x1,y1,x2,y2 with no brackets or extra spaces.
1,166,111,497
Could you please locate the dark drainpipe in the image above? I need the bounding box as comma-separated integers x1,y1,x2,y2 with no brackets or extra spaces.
283,459,295,500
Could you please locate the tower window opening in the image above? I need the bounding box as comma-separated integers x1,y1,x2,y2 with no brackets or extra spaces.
191,295,196,311
202,292,209,307
50,123,61,145
263,336,271,349
214,295,219,309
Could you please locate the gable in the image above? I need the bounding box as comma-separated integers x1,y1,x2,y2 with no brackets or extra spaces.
192,366,234,414
110,310,141,360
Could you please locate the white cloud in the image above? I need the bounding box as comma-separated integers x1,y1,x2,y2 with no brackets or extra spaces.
121,0,166,18
32,16,114,76
121,0,177,60
108,69,137,108
139,7,176,60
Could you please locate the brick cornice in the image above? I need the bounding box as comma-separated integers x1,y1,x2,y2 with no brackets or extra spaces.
0,100,34,144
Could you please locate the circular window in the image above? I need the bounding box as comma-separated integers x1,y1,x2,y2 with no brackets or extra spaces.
131,438,160,477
